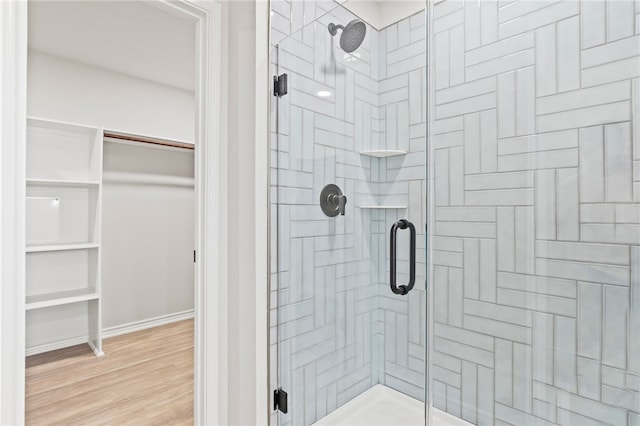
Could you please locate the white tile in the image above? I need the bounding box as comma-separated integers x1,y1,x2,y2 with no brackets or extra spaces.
557,390,627,425
515,206,535,274
433,8,464,34
535,169,556,240
449,147,464,205
480,0,498,44
466,32,534,67
556,16,580,92
580,203,614,223
498,0,579,39
537,241,629,265
436,222,496,239
535,23,557,96
464,0,480,50
607,0,635,42
449,267,463,327
498,130,578,155
582,56,640,87
498,271,576,299
497,71,516,138
465,171,533,190
436,76,496,105
512,343,532,413
463,238,479,299
479,239,496,303
466,49,534,82
603,286,629,368
464,113,481,174
387,40,425,66
578,282,602,360
409,69,422,125
499,0,558,23
387,23,398,50
435,31,450,90
537,81,630,115
537,101,630,132
449,25,465,86
498,149,578,172
497,207,515,272
435,92,496,119
465,188,534,206
435,149,449,206
436,207,496,222
515,66,535,136
582,35,640,69
556,168,579,241
532,312,554,385
581,0,606,48
579,126,605,202
432,117,462,135
480,109,498,172
605,122,633,202
554,317,577,393
633,78,640,165
536,258,629,286
432,131,463,149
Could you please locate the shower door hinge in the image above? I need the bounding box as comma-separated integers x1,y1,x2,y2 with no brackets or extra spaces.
193,250,196,263
273,73,288,97
273,388,288,413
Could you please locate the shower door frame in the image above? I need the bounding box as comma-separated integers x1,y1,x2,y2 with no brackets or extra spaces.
0,1,230,424
267,1,433,424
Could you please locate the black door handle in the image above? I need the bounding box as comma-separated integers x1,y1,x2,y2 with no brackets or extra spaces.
390,219,416,296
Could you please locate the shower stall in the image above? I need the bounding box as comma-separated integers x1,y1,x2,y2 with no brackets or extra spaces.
269,0,640,425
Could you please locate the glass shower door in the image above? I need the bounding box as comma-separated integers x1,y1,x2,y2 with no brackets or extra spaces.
271,2,428,425
428,0,640,425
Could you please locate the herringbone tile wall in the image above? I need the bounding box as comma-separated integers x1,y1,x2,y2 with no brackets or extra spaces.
430,1,640,425
270,2,427,425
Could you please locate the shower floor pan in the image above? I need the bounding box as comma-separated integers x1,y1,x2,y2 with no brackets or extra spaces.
312,384,471,426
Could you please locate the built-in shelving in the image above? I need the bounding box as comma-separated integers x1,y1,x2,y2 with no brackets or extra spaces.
27,178,100,187
358,206,408,209
26,242,100,253
26,288,99,311
359,150,407,158
25,117,103,357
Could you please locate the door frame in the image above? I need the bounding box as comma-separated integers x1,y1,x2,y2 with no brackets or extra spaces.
0,0,229,424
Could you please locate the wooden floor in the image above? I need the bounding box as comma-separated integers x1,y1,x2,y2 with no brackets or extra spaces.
26,319,194,426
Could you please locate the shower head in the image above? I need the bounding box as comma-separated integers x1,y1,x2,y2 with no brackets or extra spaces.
327,19,366,53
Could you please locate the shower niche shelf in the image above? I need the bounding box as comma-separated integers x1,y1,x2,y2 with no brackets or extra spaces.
359,150,407,158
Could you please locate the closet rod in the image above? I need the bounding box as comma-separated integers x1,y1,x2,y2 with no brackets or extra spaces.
103,131,194,150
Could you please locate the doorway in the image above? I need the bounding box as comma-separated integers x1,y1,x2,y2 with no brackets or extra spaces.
0,0,228,424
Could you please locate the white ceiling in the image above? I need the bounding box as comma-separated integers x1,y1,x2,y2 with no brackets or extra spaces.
340,0,425,30
28,1,196,92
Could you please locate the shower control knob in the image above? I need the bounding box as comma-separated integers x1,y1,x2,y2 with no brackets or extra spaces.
320,184,347,217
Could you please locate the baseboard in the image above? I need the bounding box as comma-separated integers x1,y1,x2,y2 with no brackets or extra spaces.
25,310,193,356
102,309,194,339
26,336,88,357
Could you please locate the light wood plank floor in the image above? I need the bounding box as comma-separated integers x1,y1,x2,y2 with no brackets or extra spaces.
26,319,194,426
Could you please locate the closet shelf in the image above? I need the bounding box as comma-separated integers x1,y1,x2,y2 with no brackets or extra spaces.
26,288,99,311
357,206,408,209
27,178,100,187
26,242,100,253
359,150,407,158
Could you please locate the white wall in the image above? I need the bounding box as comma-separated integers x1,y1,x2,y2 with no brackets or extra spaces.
27,50,195,143
101,141,194,330
225,0,270,424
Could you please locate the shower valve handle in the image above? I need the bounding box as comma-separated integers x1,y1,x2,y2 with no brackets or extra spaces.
329,193,347,216
320,184,347,217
